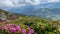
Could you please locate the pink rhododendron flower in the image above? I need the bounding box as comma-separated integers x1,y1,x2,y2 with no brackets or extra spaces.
29,29,34,34
6,24,13,26
28,27,34,34
0,20,3,22
2,26,8,30
0,20,3,24
16,25,20,31
22,29,26,34
3,24,21,33
28,27,31,30
10,28,17,33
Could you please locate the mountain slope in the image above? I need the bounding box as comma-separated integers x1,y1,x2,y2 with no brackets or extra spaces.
6,2,60,14
36,2,60,8
2,2,60,20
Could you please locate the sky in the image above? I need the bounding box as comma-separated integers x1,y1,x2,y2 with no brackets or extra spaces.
0,0,60,11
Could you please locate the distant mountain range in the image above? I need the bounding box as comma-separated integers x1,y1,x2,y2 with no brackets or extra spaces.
2,2,60,20
36,2,60,8
7,2,60,13
30,8,60,20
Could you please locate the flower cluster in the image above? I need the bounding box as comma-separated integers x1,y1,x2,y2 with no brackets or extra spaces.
0,20,4,24
2,24,20,33
22,29,26,34
21,27,34,34
2,24,34,34
28,27,34,34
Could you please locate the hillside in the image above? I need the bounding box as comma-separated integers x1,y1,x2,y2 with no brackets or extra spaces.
0,9,19,20
0,9,28,20
7,8,60,20
0,9,60,34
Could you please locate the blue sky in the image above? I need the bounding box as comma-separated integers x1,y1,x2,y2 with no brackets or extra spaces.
0,0,60,11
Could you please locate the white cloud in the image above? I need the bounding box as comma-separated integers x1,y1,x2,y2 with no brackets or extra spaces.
25,0,40,5
0,0,41,8
48,0,60,2
0,0,60,9
0,0,13,7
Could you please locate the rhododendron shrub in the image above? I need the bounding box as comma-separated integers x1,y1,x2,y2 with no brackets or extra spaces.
0,16,60,34
0,23,34,34
2,24,21,33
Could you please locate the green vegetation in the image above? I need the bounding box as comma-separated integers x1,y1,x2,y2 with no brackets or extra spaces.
0,9,60,34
